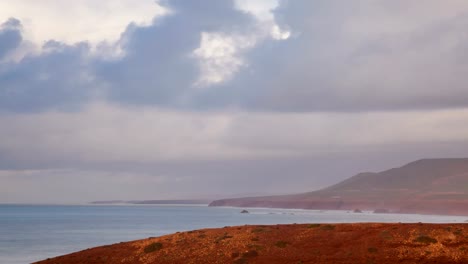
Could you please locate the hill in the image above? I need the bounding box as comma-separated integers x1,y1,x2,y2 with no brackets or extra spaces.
35,223,468,264
209,158,468,215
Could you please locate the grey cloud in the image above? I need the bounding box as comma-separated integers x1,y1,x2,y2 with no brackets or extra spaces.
1,103,468,170
0,18,22,59
192,0,468,112
2,145,468,203
0,39,97,112
0,0,255,112
2,0,468,204
3,1,468,112
95,0,254,107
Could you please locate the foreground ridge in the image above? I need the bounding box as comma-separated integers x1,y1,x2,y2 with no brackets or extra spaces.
36,223,468,264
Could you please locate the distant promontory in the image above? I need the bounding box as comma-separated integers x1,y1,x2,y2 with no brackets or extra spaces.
91,200,211,205
210,158,468,216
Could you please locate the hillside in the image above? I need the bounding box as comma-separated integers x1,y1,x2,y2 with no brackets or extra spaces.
210,158,468,215
36,223,468,264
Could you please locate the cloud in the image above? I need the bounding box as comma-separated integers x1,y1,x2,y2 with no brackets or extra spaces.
0,0,295,112
97,0,260,105
183,0,468,112
192,0,290,87
2,0,468,203
1,102,468,167
3,1,468,112
2,102,468,202
0,0,269,112
193,31,258,87
0,18,22,60
0,102,280,167
219,0,468,111
0,39,100,112
235,0,290,40
0,0,167,46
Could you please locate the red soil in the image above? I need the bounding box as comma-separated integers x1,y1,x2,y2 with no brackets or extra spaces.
36,223,468,264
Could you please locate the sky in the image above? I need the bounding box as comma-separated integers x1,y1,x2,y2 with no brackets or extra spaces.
1,0,468,204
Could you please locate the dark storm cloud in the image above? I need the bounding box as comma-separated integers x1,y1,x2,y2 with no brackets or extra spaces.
0,18,22,59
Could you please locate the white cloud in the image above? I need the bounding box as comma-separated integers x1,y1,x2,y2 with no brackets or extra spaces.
0,0,167,46
193,32,257,87
235,0,290,40
193,0,290,87
235,0,278,21
271,24,290,40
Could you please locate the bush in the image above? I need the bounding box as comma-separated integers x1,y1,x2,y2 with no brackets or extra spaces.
252,227,266,233
275,241,289,248
379,230,392,240
320,224,335,231
144,242,163,253
215,233,233,243
414,235,437,244
242,250,258,258
233,258,247,264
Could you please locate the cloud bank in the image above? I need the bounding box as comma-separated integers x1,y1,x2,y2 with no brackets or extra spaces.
3,0,468,112
1,0,468,202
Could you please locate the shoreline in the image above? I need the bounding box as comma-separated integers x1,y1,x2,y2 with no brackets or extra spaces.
209,202,468,217
3,205,467,263
210,205,468,219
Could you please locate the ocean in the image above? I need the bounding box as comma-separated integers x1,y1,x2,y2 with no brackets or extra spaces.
0,204,466,264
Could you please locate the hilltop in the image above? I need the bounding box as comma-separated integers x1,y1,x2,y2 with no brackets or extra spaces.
210,158,468,215
36,223,468,264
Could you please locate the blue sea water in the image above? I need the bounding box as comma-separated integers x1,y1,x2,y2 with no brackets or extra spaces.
0,204,467,264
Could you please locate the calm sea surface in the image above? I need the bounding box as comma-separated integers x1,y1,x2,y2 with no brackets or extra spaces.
0,204,466,264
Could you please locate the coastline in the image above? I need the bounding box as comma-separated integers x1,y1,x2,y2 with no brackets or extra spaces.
210,205,468,219
3,204,467,264
209,200,468,217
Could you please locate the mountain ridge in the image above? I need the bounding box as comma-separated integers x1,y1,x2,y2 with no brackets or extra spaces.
209,158,468,215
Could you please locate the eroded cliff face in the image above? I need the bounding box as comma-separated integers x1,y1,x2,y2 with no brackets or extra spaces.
210,159,468,216
36,223,468,264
